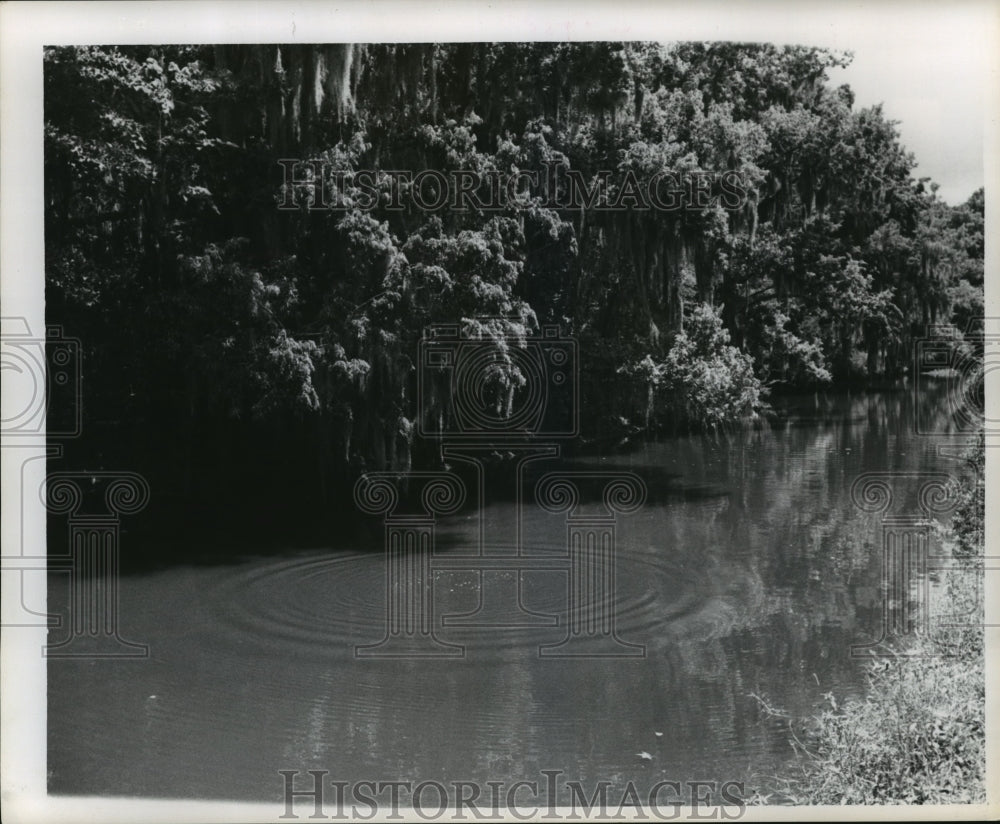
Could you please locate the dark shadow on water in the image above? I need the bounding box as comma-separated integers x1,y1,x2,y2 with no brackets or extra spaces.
49,382,960,576
51,508,383,577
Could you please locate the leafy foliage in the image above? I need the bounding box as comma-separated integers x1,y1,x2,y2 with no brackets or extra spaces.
44,42,984,513
624,304,761,428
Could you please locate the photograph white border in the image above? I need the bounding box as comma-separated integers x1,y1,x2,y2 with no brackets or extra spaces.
2,2,997,821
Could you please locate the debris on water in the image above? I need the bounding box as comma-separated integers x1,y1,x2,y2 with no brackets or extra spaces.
636,751,653,761
654,731,663,737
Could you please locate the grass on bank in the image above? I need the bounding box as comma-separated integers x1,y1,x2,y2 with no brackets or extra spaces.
752,438,986,805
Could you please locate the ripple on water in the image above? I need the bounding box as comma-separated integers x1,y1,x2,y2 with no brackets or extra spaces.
204,544,722,660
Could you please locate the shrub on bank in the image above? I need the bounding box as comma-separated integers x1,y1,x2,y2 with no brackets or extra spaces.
622,304,763,430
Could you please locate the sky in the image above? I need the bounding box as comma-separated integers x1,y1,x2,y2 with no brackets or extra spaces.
824,10,991,206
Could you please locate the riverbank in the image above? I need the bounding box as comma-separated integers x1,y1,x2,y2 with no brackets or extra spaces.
752,437,986,805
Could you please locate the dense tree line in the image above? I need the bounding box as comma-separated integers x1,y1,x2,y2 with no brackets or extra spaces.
44,43,983,530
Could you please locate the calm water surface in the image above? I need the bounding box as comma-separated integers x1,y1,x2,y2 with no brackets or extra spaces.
48,384,968,804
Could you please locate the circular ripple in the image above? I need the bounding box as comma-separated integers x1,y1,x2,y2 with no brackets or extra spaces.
205,545,713,659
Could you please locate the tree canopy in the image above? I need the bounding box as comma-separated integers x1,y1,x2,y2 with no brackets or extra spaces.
44,42,984,528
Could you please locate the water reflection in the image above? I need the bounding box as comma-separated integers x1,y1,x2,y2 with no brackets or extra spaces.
48,382,972,803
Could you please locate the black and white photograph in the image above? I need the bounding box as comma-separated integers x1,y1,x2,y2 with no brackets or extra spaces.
1,2,997,821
